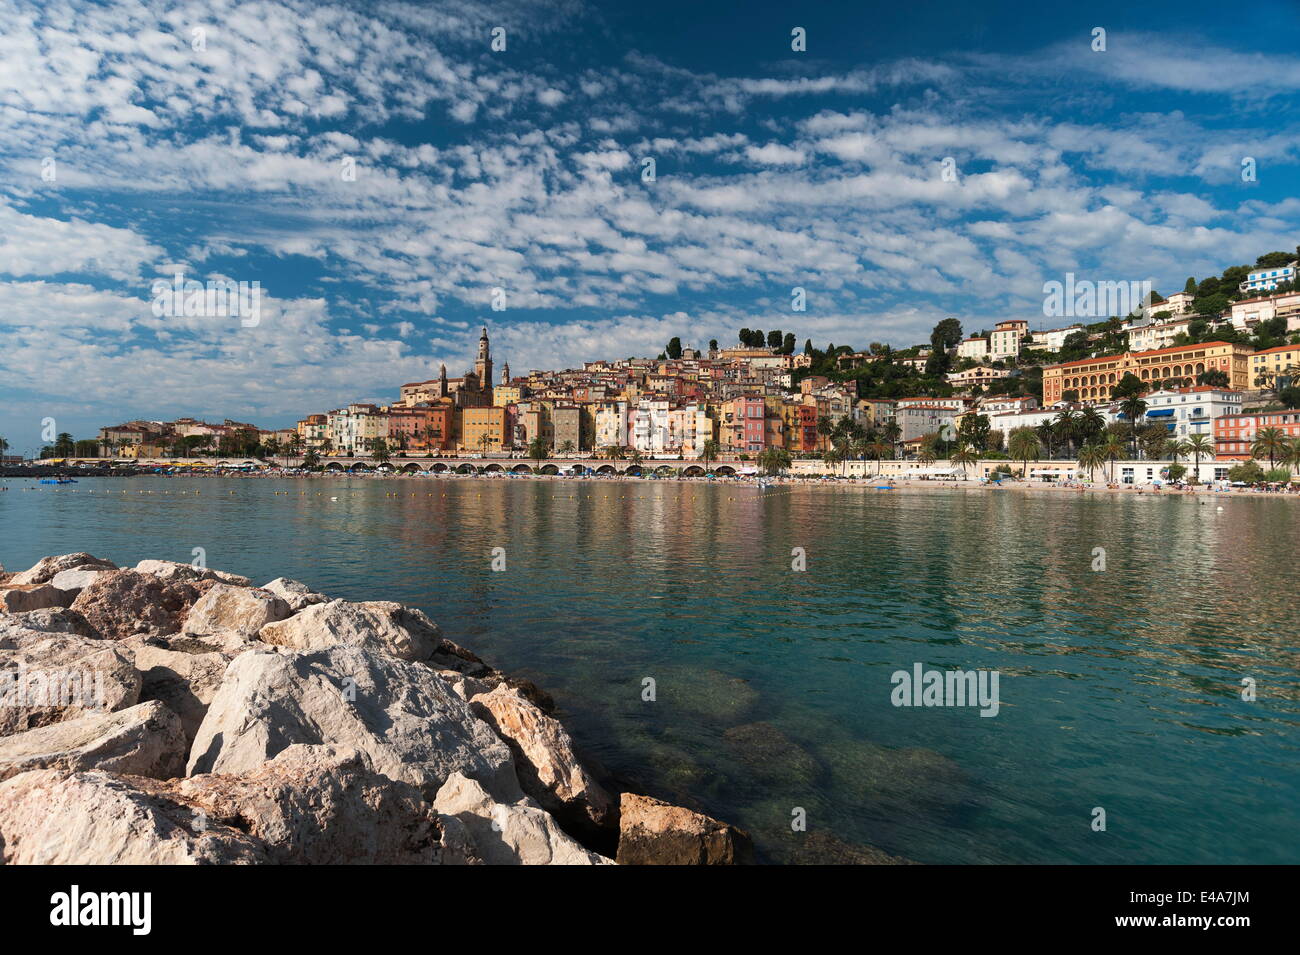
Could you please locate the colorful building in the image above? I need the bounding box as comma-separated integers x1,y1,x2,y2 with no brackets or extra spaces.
1042,342,1251,404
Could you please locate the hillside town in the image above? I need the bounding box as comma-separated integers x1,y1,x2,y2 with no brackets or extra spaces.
30,253,1298,484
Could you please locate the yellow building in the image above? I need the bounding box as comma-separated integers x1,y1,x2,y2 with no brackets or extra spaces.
1043,341,1251,404
493,384,524,407
459,406,508,453
1250,343,1300,388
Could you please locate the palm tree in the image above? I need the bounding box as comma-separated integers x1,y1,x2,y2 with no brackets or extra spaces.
700,438,719,471
527,436,548,465
1008,428,1041,479
1184,433,1214,484
816,417,834,453
1053,409,1079,457
603,445,626,460
883,421,901,459
1118,395,1147,455
821,447,842,474
1251,426,1289,469
558,439,576,457
950,443,977,478
757,446,792,476
916,447,937,466
1078,407,1106,445
1078,442,1106,481
1283,439,1300,479
1101,433,1128,482
628,448,644,468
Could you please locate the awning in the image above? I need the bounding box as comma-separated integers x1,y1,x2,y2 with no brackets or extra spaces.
1146,409,1174,417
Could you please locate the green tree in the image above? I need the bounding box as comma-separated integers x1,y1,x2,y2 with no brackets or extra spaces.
1101,433,1128,482
700,438,719,470
757,446,792,476
1078,443,1106,481
371,438,390,463
666,337,683,360
1118,395,1148,454
1184,434,1214,484
527,436,548,464
1251,427,1289,469
558,439,576,456
950,443,977,477
1008,428,1041,478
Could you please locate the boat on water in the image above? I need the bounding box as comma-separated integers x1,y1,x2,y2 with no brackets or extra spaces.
38,478,77,485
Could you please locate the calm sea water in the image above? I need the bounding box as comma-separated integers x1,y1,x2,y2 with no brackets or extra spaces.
3,474,1298,864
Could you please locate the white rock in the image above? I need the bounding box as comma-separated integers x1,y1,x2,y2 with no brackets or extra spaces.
470,684,614,834
261,577,328,611
0,700,186,782
0,632,141,737
433,772,613,865
0,584,74,613
0,769,268,864
167,744,442,864
183,583,289,637
133,559,252,587
120,635,235,745
48,567,108,596
8,553,116,587
257,599,441,661
187,645,520,801
0,607,98,640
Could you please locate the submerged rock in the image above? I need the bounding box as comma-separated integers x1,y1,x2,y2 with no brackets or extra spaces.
722,721,822,789
0,700,185,782
187,645,520,801
258,599,440,661
616,792,753,865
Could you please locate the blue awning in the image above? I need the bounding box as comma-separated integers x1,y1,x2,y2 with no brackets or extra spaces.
1146,409,1174,417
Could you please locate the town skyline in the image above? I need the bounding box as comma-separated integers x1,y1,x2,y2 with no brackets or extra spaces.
3,0,1300,451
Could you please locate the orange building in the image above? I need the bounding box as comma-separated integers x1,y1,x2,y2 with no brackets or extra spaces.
1043,341,1251,404
459,405,509,453
1213,409,1300,460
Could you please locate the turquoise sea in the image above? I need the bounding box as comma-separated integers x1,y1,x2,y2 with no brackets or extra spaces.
2,474,1298,864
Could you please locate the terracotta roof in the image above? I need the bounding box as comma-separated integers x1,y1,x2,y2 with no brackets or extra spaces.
1047,341,1242,370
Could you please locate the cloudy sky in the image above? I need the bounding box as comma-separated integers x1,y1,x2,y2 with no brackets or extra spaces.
1,0,1298,451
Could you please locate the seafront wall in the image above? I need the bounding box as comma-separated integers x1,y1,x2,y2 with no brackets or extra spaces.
0,553,753,864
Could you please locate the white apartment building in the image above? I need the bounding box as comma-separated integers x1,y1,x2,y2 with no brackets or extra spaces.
978,396,1039,415
1230,292,1300,332
987,407,1058,446
594,400,630,450
1238,261,1297,295
632,395,673,453
1128,318,1193,353
957,336,989,360
989,320,1029,360
947,366,1011,389
1148,291,1195,317
1127,387,1243,440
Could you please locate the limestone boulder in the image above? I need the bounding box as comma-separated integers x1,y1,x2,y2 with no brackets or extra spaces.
0,632,141,737
433,772,612,865
0,584,74,613
470,684,614,836
261,577,328,611
0,607,99,639
616,793,754,865
257,599,440,661
0,769,269,864
164,745,442,865
183,583,290,637
187,645,520,801
133,559,252,588
120,635,236,745
8,553,116,587
0,700,185,782
70,569,210,640
48,566,109,597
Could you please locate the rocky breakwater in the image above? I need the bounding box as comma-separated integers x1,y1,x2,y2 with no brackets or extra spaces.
0,553,752,864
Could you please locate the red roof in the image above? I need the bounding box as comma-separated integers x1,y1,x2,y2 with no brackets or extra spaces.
1048,341,1242,371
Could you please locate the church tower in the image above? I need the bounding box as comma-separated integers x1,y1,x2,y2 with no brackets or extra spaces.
500,358,510,385
438,362,448,398
475,326,493,390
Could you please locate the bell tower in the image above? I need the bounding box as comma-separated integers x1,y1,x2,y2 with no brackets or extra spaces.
475,326,493,391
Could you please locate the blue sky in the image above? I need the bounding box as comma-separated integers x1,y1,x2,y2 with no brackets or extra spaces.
1,0,1299,453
